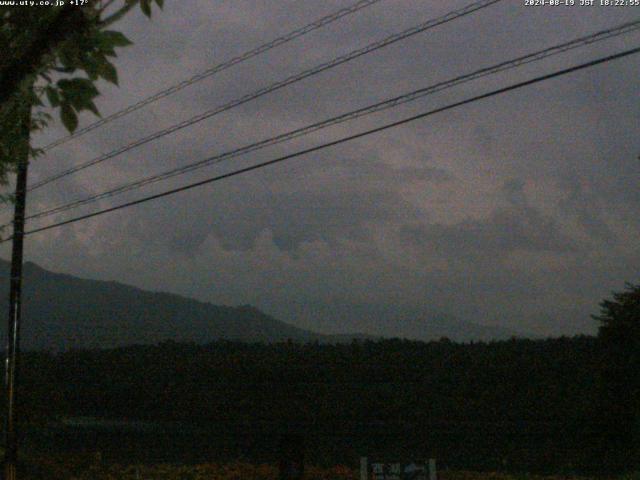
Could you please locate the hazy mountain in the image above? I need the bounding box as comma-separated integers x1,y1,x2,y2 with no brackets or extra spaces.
0,260,325,350
265,302,523,343
0,260,522,350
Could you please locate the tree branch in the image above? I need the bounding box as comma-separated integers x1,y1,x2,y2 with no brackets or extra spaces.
99,0,140,28
98,0,118,15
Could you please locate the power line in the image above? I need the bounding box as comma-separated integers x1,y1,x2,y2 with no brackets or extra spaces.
38,0,385,152
7,45,638,242
19,19,640,224
28,0,502,192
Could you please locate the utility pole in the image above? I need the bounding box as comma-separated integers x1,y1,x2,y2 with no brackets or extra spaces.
3,100,31,480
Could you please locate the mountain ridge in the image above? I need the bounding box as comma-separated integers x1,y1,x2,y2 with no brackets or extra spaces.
0,259,521,350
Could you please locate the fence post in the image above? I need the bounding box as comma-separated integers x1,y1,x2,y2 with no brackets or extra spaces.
428,458,436,480
360,457,368,480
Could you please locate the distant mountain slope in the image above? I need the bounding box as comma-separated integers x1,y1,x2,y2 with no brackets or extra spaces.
0,260,324,350
271,303,522,343
0,260,523,350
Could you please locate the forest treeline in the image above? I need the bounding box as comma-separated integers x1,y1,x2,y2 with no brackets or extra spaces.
8,334,638,474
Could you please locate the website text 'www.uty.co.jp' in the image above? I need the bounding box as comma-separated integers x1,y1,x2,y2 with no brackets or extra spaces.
0,0,87,6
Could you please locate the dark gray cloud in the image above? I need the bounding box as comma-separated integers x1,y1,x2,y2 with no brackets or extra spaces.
156,164,438,252
1,0,639,338
401,178,575,258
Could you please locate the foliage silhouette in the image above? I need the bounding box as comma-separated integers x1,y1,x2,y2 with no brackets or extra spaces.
0,1,163,192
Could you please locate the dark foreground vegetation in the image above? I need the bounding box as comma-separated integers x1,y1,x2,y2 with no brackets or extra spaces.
5,334,637,475
2,283,638,476
11,459,640,480
12,458,640,480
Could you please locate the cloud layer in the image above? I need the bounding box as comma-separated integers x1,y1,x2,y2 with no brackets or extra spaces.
3,0,639,337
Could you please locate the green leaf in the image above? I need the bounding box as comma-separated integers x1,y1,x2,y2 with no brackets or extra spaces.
58,78,99,98
58,49,75,69
46,85,61,107
57,43,84,70
57,78,102,117
155,0,164,8
60,104,78,133
140,0,152,18
82,56,100,80
101,30,133,48
99,61,118,86
85,100,100,117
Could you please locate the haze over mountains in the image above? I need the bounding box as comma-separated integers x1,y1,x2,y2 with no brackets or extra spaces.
0,260,520,350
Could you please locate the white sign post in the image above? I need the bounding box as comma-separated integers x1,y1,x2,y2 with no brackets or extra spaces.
428,458,437,480
361,457,368,480
364,459,432,480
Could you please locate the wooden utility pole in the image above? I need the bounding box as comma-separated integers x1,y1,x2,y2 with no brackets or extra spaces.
3,100,31,480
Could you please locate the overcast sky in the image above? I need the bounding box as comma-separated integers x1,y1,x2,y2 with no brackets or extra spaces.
2,0,639,337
